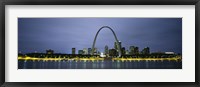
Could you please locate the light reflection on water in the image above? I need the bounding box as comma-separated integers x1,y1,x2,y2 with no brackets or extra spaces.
18,60,182,69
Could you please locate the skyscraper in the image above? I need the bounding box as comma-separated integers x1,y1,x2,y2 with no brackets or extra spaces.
121,47,126,55
88,48,92,55
129,46,135,55
134,47,139,54
114,42,117,50
114,41,122,51
119,41,122,48
141,47,150,54
104,45,109,55
114,41,122,52
72,48,76,54
129,46,139,55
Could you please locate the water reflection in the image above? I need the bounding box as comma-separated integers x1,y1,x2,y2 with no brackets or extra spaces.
18,60,182,69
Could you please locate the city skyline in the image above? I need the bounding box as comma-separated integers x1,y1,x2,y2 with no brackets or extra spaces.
18,18,182,54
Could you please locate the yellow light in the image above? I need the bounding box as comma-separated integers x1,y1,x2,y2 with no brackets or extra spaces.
18,57,181,62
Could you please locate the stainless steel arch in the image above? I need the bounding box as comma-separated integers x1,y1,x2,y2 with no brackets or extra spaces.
91,26,121,57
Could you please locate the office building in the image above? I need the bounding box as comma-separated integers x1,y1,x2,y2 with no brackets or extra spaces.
109,49,117,56
121,47,126,55
104,45,109,55
141,47,150,54
72,48,76,54
126,50,129,55
88,48,92,55
83,48,88,55
129,46,139,55
93,48,97,55
129,46,135,55
78,50,83,55
114,41,122,52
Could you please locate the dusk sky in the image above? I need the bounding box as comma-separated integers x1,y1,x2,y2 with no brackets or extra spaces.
18,18,182,54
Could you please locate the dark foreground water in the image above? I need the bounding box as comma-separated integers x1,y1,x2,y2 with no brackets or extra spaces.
18,60,182,69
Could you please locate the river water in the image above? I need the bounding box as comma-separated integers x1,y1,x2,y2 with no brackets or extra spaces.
18,60,182,69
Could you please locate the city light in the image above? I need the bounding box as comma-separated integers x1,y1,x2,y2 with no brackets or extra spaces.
18,56,181,62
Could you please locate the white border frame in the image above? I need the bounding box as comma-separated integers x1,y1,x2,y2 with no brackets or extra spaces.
5,5,195,82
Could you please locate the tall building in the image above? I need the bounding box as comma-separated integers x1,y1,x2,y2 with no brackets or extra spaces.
114,41,122,56
119,41,122,50
83,48,88,55
141,47,150,54
72,48,76,54
114,42,117,50
126,50,129,55
78,50,83,55
134,47,139,54
88,48,92,55
104,45,109,55
46,49,54,54
93,48,97,55
121,47,126,55
129,46,135,55
129,46,139,55
114,41,122,51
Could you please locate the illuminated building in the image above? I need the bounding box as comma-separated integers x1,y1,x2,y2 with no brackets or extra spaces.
83,48,88,55
78,50,83,55
72,48,76,54
129,46,139,55
109,49,117,56
165,52,175,54
114,41,122,52
121,47,126,55
141,47,150,54
114,42,117,50
88,48,92,55
46,49,54,54
129,46,135,55
93,48,97,55
134,47,139,54
100,52,106,57
114,41,122,56
104,45,109,55
126,50,129,55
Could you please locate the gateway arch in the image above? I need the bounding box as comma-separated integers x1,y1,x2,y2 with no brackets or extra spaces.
91,26,122,57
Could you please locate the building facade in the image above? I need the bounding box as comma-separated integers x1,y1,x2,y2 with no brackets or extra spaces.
72,48,76,54
104,45,109,55
83,48,88,55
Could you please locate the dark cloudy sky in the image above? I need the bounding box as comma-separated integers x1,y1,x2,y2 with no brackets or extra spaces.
18,18,182,54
